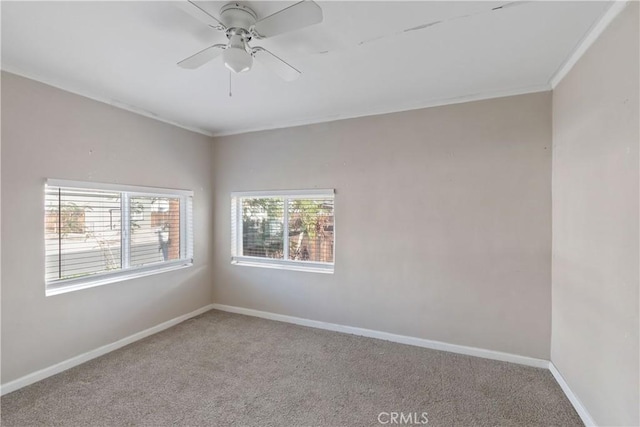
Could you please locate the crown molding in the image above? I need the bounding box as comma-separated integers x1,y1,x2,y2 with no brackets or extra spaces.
0,67,215,137
549,0,629,89
211,83,551,137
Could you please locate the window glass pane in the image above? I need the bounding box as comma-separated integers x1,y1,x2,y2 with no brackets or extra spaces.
45,187,122,281
129,196,181,267
242,197,284,259
288,198,334,263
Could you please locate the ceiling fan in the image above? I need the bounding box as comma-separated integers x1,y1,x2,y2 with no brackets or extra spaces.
176,1,323,81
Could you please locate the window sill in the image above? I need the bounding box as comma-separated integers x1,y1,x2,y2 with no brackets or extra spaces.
231,257,334,274
46,261,193,296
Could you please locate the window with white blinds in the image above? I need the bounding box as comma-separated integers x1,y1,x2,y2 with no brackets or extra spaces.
231,189,335,273
45,180,194,295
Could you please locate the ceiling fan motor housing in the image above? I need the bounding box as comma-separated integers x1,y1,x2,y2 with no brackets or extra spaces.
220,3,257,34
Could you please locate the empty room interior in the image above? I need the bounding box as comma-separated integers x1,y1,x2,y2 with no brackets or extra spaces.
0,1,638,426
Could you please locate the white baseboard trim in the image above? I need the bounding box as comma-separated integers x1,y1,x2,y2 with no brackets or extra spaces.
210,303,549,369
549,362,597,427
1,300,592,427
0,304,215,396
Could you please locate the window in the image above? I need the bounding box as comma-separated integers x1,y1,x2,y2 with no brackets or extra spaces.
45,179,194,295
231,189,335,273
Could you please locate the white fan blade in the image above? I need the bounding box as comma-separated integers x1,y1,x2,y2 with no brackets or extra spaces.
175,1,225,30
253,47,301,81
178,44,226,69
252,0,322,38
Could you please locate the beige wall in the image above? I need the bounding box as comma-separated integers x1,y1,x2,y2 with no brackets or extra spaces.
212,92,552,359
551,3,639,426
0,72,213,383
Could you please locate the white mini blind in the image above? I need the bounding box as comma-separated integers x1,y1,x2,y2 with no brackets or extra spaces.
45,186,122,282
45,180,194,290
241,197,285,259
287,197,334,263
186,196,194,260
129,196,182,268
231,189,335,273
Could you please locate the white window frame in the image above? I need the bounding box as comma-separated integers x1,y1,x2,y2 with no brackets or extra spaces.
45,179,194,296
231,189,335,274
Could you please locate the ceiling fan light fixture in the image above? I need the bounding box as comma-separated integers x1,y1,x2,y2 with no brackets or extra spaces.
223,34,253,73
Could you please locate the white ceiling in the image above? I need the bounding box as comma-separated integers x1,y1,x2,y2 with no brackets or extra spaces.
2,1,612,136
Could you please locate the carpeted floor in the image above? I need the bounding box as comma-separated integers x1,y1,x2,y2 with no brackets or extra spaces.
1,309,582,426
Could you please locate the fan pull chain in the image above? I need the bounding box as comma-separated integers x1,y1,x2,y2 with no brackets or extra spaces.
229,72,232,97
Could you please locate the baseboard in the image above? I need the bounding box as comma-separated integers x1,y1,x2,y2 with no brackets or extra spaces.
225,300,595,424
0,304,215,396
1,302,594,426
549,362,597,426
210,303,549,369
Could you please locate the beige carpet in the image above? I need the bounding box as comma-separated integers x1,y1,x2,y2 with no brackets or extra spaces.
1,309,582,426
